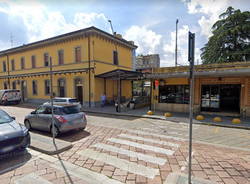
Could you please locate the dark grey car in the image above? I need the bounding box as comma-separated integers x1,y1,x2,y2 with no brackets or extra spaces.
24,104,87,137
0,109,30,155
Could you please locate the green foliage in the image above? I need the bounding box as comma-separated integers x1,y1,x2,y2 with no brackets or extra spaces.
201,7,250,64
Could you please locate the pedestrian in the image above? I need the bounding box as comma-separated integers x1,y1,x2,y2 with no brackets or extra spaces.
100,93,106,107
115,100,119,112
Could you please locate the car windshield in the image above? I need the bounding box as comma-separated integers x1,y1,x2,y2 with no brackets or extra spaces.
0,110,13,124
69,99,78,103
54,99,67,102
61,105,80,114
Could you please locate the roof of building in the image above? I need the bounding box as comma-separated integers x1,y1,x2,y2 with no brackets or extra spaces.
147,62,250,78
0,26,137,56
95,69,142,80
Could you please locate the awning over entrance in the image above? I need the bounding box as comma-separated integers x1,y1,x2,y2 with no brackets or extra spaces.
95,69,142,80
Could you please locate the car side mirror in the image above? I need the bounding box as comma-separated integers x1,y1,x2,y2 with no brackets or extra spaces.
31,111,36,114
11,116,16,120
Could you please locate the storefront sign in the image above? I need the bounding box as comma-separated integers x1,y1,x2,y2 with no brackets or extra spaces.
155,80,159,87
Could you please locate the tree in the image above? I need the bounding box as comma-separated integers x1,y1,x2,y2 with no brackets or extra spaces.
201,7,250,64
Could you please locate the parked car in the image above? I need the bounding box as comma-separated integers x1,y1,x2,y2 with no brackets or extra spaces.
0,89,21,105
0,109,30,155
24,104,87,137
43,97,80,106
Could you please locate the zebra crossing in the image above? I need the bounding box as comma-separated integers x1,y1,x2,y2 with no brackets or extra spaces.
14,128,188,184
76,128,188,181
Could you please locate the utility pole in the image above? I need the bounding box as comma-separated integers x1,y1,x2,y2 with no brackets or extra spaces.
188,31,195,184
175,19,179,67
10,33,13,48
50,57,55,144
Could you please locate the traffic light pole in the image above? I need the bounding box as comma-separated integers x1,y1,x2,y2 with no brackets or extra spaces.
188,32,195,184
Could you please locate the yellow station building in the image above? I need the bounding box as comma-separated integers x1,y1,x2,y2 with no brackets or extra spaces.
0,26,137,107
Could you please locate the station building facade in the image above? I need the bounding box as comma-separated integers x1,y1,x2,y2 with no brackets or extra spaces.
0,26,137,107
148,62,250,117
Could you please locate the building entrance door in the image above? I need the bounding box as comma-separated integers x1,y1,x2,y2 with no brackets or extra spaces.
74,78,83,105
21,80,27,102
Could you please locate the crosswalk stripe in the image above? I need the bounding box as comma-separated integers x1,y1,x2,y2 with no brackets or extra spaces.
141,128,186,136
78,149,159,179
108,138,175,155
14,173,52,184
91,143,166,165
49,157,124,184
126,129,187,141
118,134,180,148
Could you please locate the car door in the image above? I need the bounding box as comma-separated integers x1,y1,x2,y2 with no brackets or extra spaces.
35,106,47,130
38,107,53,131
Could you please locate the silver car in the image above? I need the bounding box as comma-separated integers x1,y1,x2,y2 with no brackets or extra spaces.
24,104,87,137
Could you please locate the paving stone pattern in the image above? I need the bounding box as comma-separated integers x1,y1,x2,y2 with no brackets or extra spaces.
0,120,250,183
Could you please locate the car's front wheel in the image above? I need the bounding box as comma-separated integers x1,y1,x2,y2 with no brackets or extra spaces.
50,126,60,137
24,120,31,130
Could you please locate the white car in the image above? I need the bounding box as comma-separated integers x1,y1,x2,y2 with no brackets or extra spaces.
43,97,81,107
0,89,21,105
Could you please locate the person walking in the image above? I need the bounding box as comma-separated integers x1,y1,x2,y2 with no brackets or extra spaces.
100,93,106,107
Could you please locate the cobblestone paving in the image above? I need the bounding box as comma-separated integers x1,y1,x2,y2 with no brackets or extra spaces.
0,106,250,184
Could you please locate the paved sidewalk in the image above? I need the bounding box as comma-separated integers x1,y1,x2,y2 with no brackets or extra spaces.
82,106,250,130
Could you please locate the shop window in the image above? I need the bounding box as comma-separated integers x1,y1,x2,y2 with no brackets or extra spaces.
44,53,49,67
44,80,50,95
58,50,64,65
159,85,189,104
32,55,36,68
21,57,25,69
3,61,7,72
11,59,15,71
32,80,38,95
113,51,118,65
75,47,81,63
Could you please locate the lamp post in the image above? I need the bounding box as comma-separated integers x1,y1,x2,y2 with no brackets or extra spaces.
49,56,55,144
175,19,179,67
108,19,115,35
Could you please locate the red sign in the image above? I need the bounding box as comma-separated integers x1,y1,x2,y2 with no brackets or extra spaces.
155,80,159,87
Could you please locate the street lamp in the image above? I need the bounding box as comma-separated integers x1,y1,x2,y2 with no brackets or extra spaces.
108,19,115,35
175,19,179,67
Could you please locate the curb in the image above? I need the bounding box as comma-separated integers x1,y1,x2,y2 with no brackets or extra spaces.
29,132,73,155
83,110,250,130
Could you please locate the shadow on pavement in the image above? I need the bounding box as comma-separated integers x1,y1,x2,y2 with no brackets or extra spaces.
30,129,91,143
86,111,139,120
0,149,32,175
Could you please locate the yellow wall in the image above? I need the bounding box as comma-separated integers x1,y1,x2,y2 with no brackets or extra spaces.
0,32,135,105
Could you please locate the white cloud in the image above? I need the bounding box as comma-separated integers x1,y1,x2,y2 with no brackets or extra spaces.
184,0,230,38
162,25,200,66
0,1,109,44
124,25,162,54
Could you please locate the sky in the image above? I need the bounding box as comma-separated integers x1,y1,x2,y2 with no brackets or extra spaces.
0,0,249,67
